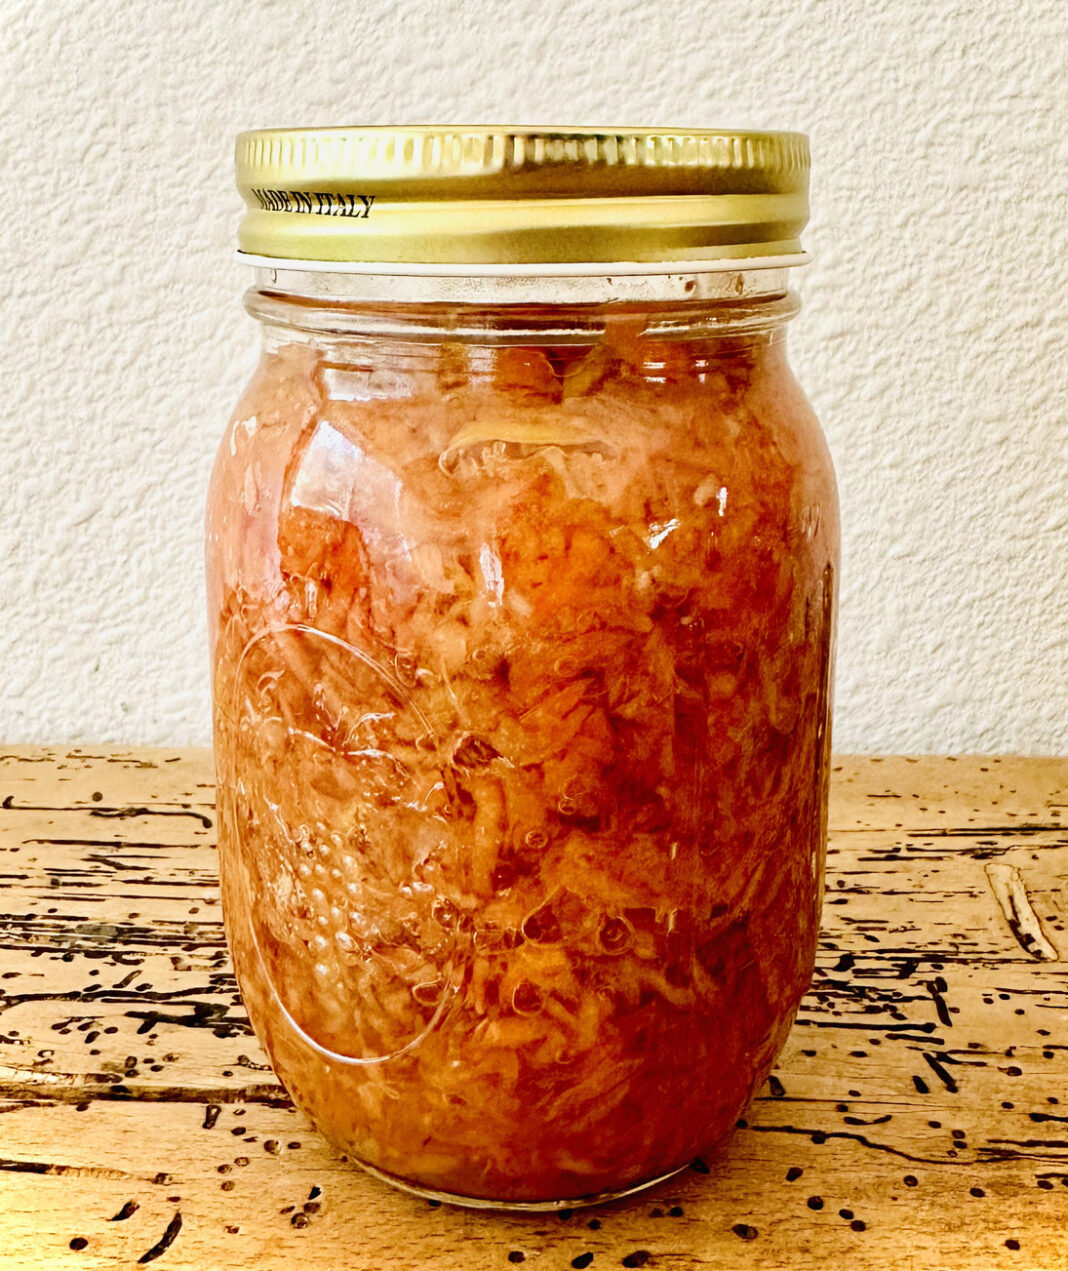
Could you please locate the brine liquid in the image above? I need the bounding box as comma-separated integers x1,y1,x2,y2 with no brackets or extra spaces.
207,318,838,1205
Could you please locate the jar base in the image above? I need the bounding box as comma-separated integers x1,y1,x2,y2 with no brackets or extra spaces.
350,1155,692,1212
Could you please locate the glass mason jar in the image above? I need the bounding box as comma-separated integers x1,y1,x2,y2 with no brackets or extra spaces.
207,128,838,1209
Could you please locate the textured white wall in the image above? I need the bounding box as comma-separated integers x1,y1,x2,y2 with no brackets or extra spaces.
2,0,1066,753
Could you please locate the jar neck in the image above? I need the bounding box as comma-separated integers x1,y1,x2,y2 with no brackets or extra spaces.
243,265,800,347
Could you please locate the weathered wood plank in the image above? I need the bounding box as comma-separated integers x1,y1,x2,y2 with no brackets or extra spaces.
0,750,1066,1269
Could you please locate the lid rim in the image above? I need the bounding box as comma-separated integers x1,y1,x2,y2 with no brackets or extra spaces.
236,251,811,277
235,126,810,267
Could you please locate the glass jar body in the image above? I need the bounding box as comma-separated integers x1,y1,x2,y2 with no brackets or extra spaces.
207,275,839,1208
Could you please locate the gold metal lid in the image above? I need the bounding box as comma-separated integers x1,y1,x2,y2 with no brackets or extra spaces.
235,127,809,271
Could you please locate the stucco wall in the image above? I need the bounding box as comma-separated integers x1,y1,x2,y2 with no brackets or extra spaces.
2,0,1065,752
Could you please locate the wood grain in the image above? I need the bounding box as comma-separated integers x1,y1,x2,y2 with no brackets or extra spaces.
0,749,1066,1270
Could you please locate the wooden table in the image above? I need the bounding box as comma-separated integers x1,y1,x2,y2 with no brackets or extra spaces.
1,750,1066,1270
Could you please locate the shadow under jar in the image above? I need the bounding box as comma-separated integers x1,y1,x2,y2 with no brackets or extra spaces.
207,127,839,1209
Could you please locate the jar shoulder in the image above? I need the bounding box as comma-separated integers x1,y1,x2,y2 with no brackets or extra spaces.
207,335,838,597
